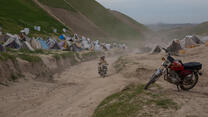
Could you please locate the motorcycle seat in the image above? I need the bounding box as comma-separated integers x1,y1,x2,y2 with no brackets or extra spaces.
183,62,202,70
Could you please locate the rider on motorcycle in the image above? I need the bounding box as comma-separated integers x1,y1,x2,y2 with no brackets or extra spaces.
98,56,108,72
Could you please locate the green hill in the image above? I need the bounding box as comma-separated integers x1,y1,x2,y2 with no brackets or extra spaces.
38,0,149,40
0,0,149,40
0,0,65,36
191,21,208,35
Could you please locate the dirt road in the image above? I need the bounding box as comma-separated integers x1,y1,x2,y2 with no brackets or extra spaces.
0,57,133,117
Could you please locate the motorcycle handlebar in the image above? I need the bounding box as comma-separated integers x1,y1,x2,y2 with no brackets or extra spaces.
162,48,168,53
162,48,171,56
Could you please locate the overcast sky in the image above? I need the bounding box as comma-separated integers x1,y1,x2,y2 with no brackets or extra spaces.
96,0,208,24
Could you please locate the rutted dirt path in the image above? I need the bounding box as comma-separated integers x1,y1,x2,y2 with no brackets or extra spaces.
0,57,133,117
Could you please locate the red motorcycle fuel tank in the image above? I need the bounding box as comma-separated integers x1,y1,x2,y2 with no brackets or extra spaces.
169,61,184,71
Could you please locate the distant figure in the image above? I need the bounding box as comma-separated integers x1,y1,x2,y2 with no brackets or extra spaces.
98,56,108,78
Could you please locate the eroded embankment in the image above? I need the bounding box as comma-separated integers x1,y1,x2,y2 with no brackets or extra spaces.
0,50,102,85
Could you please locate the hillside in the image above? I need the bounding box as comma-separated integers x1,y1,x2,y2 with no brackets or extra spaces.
191,21,208,35
0,0,66,36
38,0,149,41
151,22,208,41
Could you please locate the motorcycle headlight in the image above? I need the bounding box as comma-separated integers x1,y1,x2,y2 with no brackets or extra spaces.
162,57,166,61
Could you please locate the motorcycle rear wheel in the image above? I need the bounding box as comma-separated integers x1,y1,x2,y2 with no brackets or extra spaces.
180,73,198,91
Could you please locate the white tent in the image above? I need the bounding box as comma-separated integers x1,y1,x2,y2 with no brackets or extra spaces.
94,43,101,51
24,28,30,35
82,39,90,50
181,35,203,48
105,44,111,51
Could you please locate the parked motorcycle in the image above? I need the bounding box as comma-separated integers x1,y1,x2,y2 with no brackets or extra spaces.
144,48,202,91
98,64,108,78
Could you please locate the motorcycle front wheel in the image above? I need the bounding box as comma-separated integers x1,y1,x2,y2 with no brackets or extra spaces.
144,74,158,89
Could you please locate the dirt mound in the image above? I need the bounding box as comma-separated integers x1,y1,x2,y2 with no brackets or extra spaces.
113,55,154,80
111,45,208,117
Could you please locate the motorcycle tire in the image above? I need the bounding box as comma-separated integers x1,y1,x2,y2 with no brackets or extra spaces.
144,75,156,90
180,73,199,91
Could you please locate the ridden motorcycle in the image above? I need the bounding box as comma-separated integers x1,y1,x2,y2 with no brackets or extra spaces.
144,48,202,91
98,64,108,78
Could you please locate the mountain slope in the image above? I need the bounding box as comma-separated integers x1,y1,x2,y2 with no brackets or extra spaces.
0,0,65,36
191,21,208,35
38,0,149,41
150,21,208,41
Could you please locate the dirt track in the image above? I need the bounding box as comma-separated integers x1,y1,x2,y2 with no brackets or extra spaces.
0,57,133,117
0,46,208,117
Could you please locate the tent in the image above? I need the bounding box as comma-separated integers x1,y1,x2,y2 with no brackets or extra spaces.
58,41,67,50
30,38,41,49
201,36,208,42
0,34,9,43
167,39,182,54
181,35,204,48
24,28,30,35
151,45,161,54
205,41,208,47
82,39,90,50
3,38,22,49
46,38,57,49
191,35,204,44
94,43,101,51
104,44,111,51
59,35,65,40
51,43,60,50
37,38,49,50
22,41,35,51
69,42,82,52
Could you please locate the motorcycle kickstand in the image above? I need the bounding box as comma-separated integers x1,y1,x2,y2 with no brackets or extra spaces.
176,85,180,92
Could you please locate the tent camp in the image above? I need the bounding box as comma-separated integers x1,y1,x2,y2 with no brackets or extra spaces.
167,39,182,54
151,45,161,54
181,35,204,48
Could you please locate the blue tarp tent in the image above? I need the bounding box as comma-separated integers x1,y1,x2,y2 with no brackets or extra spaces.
59,35,65,40
37,38,48,50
